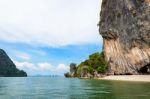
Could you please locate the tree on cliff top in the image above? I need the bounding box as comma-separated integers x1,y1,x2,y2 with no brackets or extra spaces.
76,51,108,77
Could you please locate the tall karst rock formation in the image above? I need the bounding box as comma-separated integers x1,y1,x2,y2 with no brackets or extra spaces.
99,0,150,75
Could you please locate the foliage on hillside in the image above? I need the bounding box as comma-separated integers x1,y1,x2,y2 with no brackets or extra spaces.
76,51,108,77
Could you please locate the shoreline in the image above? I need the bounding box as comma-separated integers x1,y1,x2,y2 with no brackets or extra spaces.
99,75,150,82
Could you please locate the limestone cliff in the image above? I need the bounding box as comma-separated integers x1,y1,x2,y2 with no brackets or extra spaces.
0,49,27,77
99,0,150,75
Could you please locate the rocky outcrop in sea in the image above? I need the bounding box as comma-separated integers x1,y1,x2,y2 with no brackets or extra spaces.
64,63,77,77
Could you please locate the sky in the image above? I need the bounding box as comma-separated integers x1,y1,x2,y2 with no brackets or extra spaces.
0,0,103,76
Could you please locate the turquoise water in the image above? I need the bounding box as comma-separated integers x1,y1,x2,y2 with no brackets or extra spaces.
0,77,149,99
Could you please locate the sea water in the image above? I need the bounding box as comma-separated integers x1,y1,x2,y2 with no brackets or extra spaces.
0,77,149,99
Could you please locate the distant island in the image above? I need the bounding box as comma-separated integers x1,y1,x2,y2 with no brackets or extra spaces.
0,49,27,77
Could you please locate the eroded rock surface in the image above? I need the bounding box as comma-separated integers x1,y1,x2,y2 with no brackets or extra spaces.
99,0,150,74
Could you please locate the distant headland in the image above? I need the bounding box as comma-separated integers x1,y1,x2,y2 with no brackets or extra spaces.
0,49,27,77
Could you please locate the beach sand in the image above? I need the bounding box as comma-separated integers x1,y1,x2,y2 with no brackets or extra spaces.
101,75,150,82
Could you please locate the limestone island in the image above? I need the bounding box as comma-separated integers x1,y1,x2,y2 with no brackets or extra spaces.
65,0,150,82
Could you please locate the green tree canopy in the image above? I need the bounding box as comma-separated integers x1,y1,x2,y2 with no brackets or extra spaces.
76,51,108,77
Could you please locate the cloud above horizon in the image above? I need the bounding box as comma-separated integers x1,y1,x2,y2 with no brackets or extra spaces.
0,0,102,47
14,60,69,75
0,0,103,76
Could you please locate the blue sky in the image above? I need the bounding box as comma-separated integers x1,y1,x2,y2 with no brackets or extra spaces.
0,0,103,76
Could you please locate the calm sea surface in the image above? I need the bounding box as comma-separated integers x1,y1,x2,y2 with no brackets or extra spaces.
0,77,149,99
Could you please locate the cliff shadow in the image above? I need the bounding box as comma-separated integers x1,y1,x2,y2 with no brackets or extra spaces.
139,64,150,74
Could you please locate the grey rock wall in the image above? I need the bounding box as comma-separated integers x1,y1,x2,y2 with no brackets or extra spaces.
99,0,150,74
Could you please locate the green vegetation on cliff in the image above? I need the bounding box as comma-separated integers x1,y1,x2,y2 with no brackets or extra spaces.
64,51,108,78
76,51,108,77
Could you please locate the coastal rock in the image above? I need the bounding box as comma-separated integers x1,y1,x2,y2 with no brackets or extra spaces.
80,66,93,78
99,0,150,74
64,63,77,77
0,49,27,77
69,63,77,77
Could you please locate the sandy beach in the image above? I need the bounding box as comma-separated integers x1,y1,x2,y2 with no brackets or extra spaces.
101,75,150,82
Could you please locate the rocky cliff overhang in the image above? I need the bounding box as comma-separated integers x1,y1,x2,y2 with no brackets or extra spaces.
99,0,150,75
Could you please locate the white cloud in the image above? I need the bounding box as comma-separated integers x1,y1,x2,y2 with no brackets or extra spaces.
55,64,69,72
14,51,31,60
38,63,54,71
0,0,102,47
14,60,69,75
14,61,38,71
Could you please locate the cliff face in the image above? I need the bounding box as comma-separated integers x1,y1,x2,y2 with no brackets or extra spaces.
99,0,150,74
0,49,27,77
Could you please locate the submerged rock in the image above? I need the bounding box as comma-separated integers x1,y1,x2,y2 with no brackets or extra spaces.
0,49,27,77
99,0,150,75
